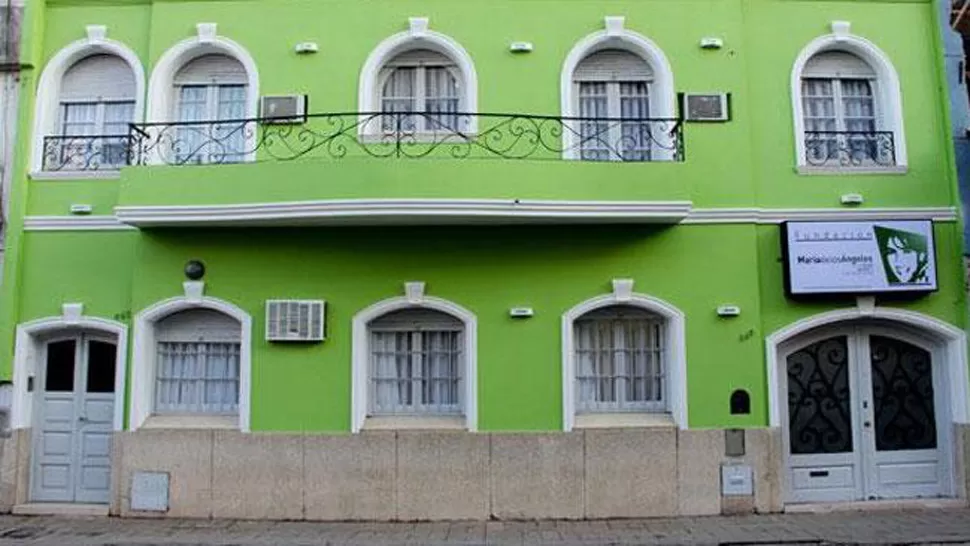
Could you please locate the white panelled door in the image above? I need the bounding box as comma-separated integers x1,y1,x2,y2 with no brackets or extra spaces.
32,334,116,504
782,325,949,504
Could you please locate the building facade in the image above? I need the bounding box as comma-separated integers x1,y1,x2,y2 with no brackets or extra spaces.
0,0,966,519
0,0,24,283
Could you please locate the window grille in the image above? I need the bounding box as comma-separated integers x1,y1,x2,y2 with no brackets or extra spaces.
368,308,463,416
155,341,240,414
574,305,666,413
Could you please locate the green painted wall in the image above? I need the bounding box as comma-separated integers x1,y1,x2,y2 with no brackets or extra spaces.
0,0,965,432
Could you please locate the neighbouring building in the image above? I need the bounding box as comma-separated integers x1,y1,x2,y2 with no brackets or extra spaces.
945,1,970,283
0,0,966,519
0,0,23,284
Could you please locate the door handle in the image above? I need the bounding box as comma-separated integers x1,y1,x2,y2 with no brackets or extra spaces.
78,416,88,422
864,421,871,428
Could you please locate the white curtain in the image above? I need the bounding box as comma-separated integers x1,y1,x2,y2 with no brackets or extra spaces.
176,85,208,163
381,67,416,132
217,85,247,161
102,101,135,166
579,82,610,160
156,341,240,414
619,82,650,160
370,329,461,414
802,79,837,161
60,103,97,136
424,67,460,131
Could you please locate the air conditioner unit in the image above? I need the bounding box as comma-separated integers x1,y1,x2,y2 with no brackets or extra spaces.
260,95,308,124
682,93,730,122
266,300,325,342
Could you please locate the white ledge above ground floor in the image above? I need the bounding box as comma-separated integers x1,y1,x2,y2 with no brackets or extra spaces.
111,199,696,228
17,202,958,230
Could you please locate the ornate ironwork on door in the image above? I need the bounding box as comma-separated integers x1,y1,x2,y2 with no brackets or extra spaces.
787,336,853,454
869,335,937,451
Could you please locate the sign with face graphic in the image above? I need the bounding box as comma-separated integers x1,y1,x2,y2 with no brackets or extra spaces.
782,220,937,296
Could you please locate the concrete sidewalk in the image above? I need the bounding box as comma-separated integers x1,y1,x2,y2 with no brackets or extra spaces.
0,508,969,546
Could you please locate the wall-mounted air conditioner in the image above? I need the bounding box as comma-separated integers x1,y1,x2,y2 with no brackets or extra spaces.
260,95,308,124
682,93,730,122
266,300,325,342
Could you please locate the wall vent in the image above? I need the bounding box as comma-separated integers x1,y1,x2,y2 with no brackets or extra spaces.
266,300,324,341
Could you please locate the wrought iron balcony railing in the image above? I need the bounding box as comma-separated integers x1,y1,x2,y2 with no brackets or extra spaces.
42,135,132,172
122,112,684,167
803,131,896,168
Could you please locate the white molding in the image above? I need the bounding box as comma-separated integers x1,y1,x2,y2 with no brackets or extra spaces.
114,199,693,226
765,307,970,430
23,216,136,231
61,303,84,324
685,206,958,224
12,316,129,431
358,21,478,135
351,295,478,433
27,205,959,231
561,291,687,431
145,31,259,163
31,34,146,173
790,30,907,168
29,171,122,181
561,23,676,159
130,295,252,432
404,281,425,303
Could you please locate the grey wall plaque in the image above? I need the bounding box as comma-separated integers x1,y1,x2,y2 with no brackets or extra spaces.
131,471,169,512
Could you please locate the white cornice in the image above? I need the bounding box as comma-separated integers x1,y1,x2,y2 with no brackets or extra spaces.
685,206,959,224
23,216,136,231
113,199,695,227
23,204,959,231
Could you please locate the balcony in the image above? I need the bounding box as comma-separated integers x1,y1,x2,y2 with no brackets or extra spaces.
125,112,684,165
37,113,694,227
42,135,131,172
803,130,897,170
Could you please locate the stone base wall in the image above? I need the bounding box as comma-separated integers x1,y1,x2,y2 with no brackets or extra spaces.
110,427,784,521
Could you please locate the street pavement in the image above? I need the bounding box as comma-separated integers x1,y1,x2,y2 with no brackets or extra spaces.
0,508,968,545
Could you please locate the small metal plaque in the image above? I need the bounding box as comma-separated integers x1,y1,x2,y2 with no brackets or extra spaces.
131,471,169,512
721,464,754,496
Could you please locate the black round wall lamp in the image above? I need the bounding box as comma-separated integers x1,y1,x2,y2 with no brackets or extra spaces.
184,260,206,280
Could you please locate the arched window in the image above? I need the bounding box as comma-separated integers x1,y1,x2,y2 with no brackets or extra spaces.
171,54,248,164
367,308,464,416
572,49,653,161
573,305,666,413
791,28,905,171
801,51,885,166
48,54,136,170
153,308,241,416
378,49,461,134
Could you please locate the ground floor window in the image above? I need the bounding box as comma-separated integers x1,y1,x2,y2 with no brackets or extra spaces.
368,308,463,416
574,305,666,413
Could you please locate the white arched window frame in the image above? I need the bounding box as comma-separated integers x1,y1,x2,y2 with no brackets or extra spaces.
561,18,676,161
30,27,145,175
358,18,478,138
351,290,477,433
130,293,252,432
561,282,686,431
791,25,907,171
145,24,259,165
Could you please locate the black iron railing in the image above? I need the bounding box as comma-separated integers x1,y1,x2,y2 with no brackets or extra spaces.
125,112,684,166
42,135,132,172
803,131,896,168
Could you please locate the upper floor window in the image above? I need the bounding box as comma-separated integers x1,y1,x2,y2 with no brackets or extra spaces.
573,305,666,413
801,51,892,168
368,307,464,417
573,49,653,161
172,54,248,164
46,54,136,171
378,49,462,133
791,26,906,172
